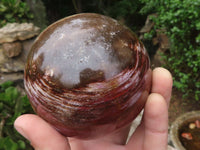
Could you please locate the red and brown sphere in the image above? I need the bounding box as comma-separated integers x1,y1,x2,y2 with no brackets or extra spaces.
24,13,152,139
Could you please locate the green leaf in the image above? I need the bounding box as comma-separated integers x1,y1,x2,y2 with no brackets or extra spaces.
27,13,34,19
196,22,200,30
0,4,7,12
14,97,24,117
0,102,3,111
5,87,19,101
5,13,13,19
18,140,26,149
196,34,200,43
195,90,200,101
0,0,34,27
0,137,18,150
0,93,6,101
0,81,14,90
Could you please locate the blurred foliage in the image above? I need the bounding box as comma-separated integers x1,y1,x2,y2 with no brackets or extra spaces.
42,0,147,31
0,81,33,150
0,0,34,27
141,0,200,100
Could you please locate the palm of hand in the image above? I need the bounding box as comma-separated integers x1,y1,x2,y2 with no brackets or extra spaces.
14,68,172,150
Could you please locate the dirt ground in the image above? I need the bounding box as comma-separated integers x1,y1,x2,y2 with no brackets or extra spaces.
168,89,200,125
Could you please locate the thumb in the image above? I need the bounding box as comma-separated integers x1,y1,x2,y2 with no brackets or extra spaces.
14,114,70,150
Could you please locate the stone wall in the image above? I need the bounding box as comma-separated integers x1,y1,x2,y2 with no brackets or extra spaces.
0,23,40,84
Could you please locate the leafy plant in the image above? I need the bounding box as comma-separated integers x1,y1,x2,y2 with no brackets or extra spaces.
0,0,34,27
0,81,33,150
140,0,200,100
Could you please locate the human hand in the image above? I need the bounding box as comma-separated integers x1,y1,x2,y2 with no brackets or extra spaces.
14,67,173,150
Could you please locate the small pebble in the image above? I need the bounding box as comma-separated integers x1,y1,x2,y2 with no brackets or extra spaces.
195,120,200,128
189,123,196,129
181,132,193,140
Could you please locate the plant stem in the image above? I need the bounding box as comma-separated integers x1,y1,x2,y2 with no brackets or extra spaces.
0,119,5,137
72,0,82,13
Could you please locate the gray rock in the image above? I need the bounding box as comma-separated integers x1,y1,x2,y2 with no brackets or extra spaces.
22,38,36,59
151,48,166,68
140,14,157,34
0,47,24,73
2,42,22,58
0,38,35,73
26,0,47,30
0,72,23,85
0,23,40,43
155,29,170,50
127,111,143,142
168,145,177,150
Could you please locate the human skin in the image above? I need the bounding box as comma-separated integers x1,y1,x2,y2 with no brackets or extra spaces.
14,67,173,150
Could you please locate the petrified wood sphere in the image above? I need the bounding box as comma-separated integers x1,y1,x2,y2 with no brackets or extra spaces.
24,13,152,139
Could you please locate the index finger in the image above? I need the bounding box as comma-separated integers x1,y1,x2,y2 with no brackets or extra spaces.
151,67,173,105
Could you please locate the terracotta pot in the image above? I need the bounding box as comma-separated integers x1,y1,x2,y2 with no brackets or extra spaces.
170,111,200,150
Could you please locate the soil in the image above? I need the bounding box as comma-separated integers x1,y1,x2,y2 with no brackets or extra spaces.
179,119,200,150
169,89,200,126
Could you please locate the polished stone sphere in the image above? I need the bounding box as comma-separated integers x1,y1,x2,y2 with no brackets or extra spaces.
24,13,152,139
